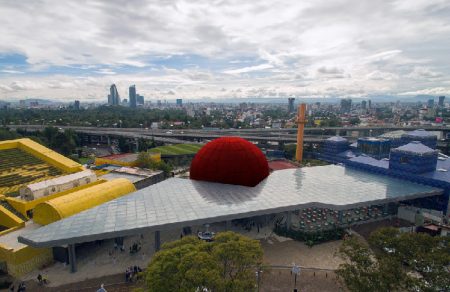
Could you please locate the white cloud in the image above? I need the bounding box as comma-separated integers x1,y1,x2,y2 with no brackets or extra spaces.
1,70,24,74
366,71,399,81
408,66,443,79
223,64,273,74
400,87,450,95
0,0,449,100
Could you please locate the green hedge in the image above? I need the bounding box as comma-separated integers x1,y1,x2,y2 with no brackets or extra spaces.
273,225,345,247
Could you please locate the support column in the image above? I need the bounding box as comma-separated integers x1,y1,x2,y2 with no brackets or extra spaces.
135,138,139,153
383,204,388,215
286,211,292,230
154,231,161,252
226,220,232,231
107,136,111,146
338,210,343,225
68,244,77,273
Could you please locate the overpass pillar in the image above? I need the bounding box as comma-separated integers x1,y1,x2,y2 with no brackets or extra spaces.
286,211,292,230
135,138,139,153
68,244,77,273
107,136,111,146
336,129,341,136
226,220,232,231
154,231,161,252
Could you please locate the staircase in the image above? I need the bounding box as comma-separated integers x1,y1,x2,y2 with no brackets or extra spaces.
0,200,27,222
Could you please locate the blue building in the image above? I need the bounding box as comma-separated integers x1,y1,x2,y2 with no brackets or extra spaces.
401,129,437,149
389,142,438,174
318,130,449,215
357,137,391,159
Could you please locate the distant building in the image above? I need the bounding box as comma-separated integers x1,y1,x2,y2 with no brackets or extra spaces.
129,85,137,108
340,98,352,113
368,99,372,109
288,98,295,114
137,94,144,106
427,99,435,108
109,84,120,105
157,100,162,107
438,96,445,107
74,100,80,110
361,100,367,110
176,98,183,107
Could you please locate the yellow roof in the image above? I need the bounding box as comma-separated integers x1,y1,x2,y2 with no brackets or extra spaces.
33,178,136,225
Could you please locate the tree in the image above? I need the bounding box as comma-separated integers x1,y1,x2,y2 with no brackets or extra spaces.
369,228,450,291
143,232,263,292
337,236,408,292
135,151,173,174
338,228,450,292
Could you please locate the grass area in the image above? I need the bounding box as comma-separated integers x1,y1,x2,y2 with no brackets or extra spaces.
78,157,93,164
301,159,330,167
148,144,203,156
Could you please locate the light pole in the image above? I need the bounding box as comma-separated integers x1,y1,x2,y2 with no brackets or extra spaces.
255,268,262,292
291,264,300,289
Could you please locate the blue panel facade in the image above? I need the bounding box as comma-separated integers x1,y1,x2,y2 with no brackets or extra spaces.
357,138,391,159
401,130,437,149
323,137,349,156
389,150,438,174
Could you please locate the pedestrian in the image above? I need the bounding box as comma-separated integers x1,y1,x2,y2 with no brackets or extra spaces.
96,283,107,292
125,268,130,282
17,282,26,292
9,283,14,292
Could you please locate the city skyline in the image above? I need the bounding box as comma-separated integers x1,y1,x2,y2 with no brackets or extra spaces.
0,0,449,102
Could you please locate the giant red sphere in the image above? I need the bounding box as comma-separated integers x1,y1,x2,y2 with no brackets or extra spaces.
190,137,269,187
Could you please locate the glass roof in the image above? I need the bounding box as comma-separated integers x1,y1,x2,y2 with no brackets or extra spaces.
19,165,442,247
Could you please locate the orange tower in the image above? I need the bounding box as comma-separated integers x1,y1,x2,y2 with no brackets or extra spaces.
295,103,307,163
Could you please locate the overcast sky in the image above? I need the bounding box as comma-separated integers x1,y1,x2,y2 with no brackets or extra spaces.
0,0,449,102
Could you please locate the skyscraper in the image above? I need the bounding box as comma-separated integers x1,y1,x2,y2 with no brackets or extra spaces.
137,94,144,106
288,98,295,114
361,100,367,110
427,99,435,108
129,85,137,108
176,98,183,107
438,96,445,107
74,100,80,110
340,98,352,113
109,84,120,105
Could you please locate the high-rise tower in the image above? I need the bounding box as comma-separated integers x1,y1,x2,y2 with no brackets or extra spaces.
288,98,295,114
129,85,137,108
109,84,120,105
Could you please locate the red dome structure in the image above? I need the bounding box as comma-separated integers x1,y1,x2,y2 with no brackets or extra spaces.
190,137,269,187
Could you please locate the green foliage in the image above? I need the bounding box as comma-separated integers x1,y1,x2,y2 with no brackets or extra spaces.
144,232,263,292
283,144,296,159
0,126,77,156
273,225,344,246
348,117,361,125
337,228,450,292
148,144,203,156
337,236,408,292
135,151,173,174
0,128,20,140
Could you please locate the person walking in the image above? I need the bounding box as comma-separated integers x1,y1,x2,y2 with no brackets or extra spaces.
96,283,107,292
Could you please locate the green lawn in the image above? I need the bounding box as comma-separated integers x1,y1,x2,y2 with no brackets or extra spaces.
148,144,203,155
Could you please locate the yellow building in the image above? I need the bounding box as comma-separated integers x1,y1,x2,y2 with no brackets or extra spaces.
33,178,136,225
0,138,136,277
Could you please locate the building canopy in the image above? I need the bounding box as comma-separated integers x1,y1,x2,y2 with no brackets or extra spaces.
19,165,442,248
